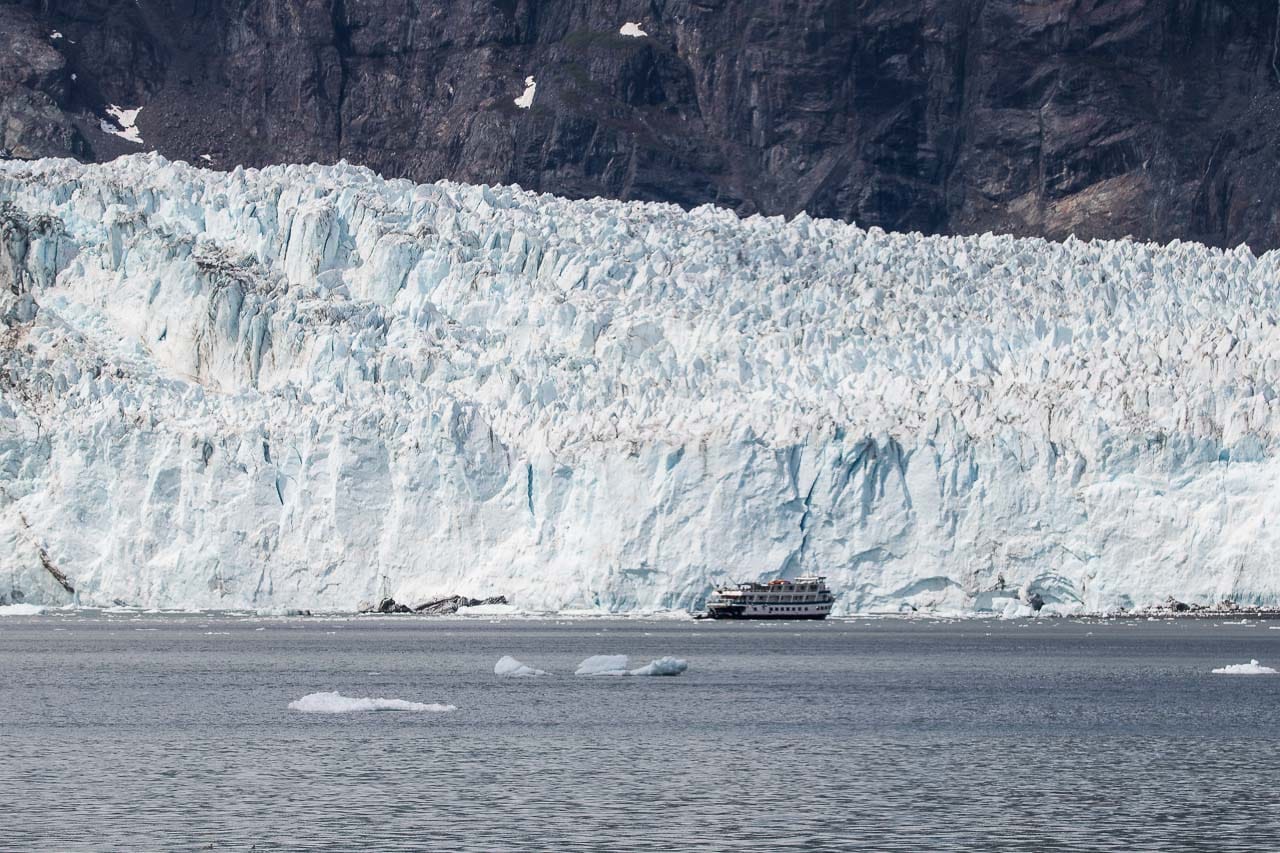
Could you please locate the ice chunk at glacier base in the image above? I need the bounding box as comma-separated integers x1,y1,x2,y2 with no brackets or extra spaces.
288,691,457,713
1000,599,1036,619
457,603,519,617
1211,660,1277,675
495,655,548,677
0,603,45,616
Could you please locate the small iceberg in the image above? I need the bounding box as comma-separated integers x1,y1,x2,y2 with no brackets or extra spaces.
998,599,1035,619
575,654,688,676
576,654,631,676
0,603,45,616
629,656,688,676
1211,659,1277,675
288,691,457,713
495,655,548,677
619,22,648,37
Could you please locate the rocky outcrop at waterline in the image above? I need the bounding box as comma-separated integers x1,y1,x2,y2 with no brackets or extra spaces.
360,596,510,615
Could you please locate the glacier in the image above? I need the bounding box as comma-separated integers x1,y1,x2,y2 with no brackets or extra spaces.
2,154,1279,614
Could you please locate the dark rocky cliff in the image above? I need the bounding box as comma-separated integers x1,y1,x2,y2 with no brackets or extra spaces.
3,0,1279,249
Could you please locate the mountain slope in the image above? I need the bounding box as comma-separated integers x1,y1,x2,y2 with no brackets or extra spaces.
2,155,1279,612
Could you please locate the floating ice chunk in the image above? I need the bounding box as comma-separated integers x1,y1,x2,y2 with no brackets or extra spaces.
199,154,213,163
1211,659,1277,675
619,22,648,37
0,603,44,616
629,656,688,676
495,655,548,677
288,691,457,713
514,76,536,109
575,654,631,676
50,31,63,39
102,105,143,144
574,654,688,676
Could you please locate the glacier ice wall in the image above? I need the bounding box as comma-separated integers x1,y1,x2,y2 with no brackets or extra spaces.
1,154,1279,613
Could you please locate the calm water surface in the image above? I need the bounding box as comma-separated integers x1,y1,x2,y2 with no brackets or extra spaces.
2,614,1279,851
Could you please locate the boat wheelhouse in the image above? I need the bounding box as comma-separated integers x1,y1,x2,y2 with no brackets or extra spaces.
705,575,835,619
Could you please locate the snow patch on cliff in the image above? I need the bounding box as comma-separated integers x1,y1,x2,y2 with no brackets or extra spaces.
101,105,143,144
514,77,536,109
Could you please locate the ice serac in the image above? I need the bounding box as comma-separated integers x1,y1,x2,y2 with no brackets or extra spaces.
1,155,1279,614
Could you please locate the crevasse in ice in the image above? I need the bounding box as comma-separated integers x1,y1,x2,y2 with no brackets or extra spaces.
2,155,1278,613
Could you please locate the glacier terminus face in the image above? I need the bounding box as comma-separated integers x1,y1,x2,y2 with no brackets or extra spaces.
1,154,1278,614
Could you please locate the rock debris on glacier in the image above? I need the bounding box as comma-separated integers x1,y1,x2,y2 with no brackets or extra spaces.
1,155,1279,613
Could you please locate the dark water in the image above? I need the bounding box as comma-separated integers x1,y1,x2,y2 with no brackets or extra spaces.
2,613,1279,851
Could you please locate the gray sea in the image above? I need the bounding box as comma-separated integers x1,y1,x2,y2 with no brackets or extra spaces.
3,613,1279,851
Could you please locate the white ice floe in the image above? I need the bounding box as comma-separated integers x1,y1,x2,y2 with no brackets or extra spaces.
0,603,45,616
199,154,213,162
495,655,549,677
50,31,63,40
288,691,457,713
628,656,688,676
4,154,1280,615
575,654,688,676
1211,659,1277,675
101,105,143,144
576,654,631,676
514,76,536,108
619,22,648,37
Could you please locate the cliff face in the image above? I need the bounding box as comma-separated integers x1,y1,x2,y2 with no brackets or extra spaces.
2,0,1279,249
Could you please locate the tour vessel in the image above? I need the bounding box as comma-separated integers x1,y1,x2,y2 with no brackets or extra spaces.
705,575,835,619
